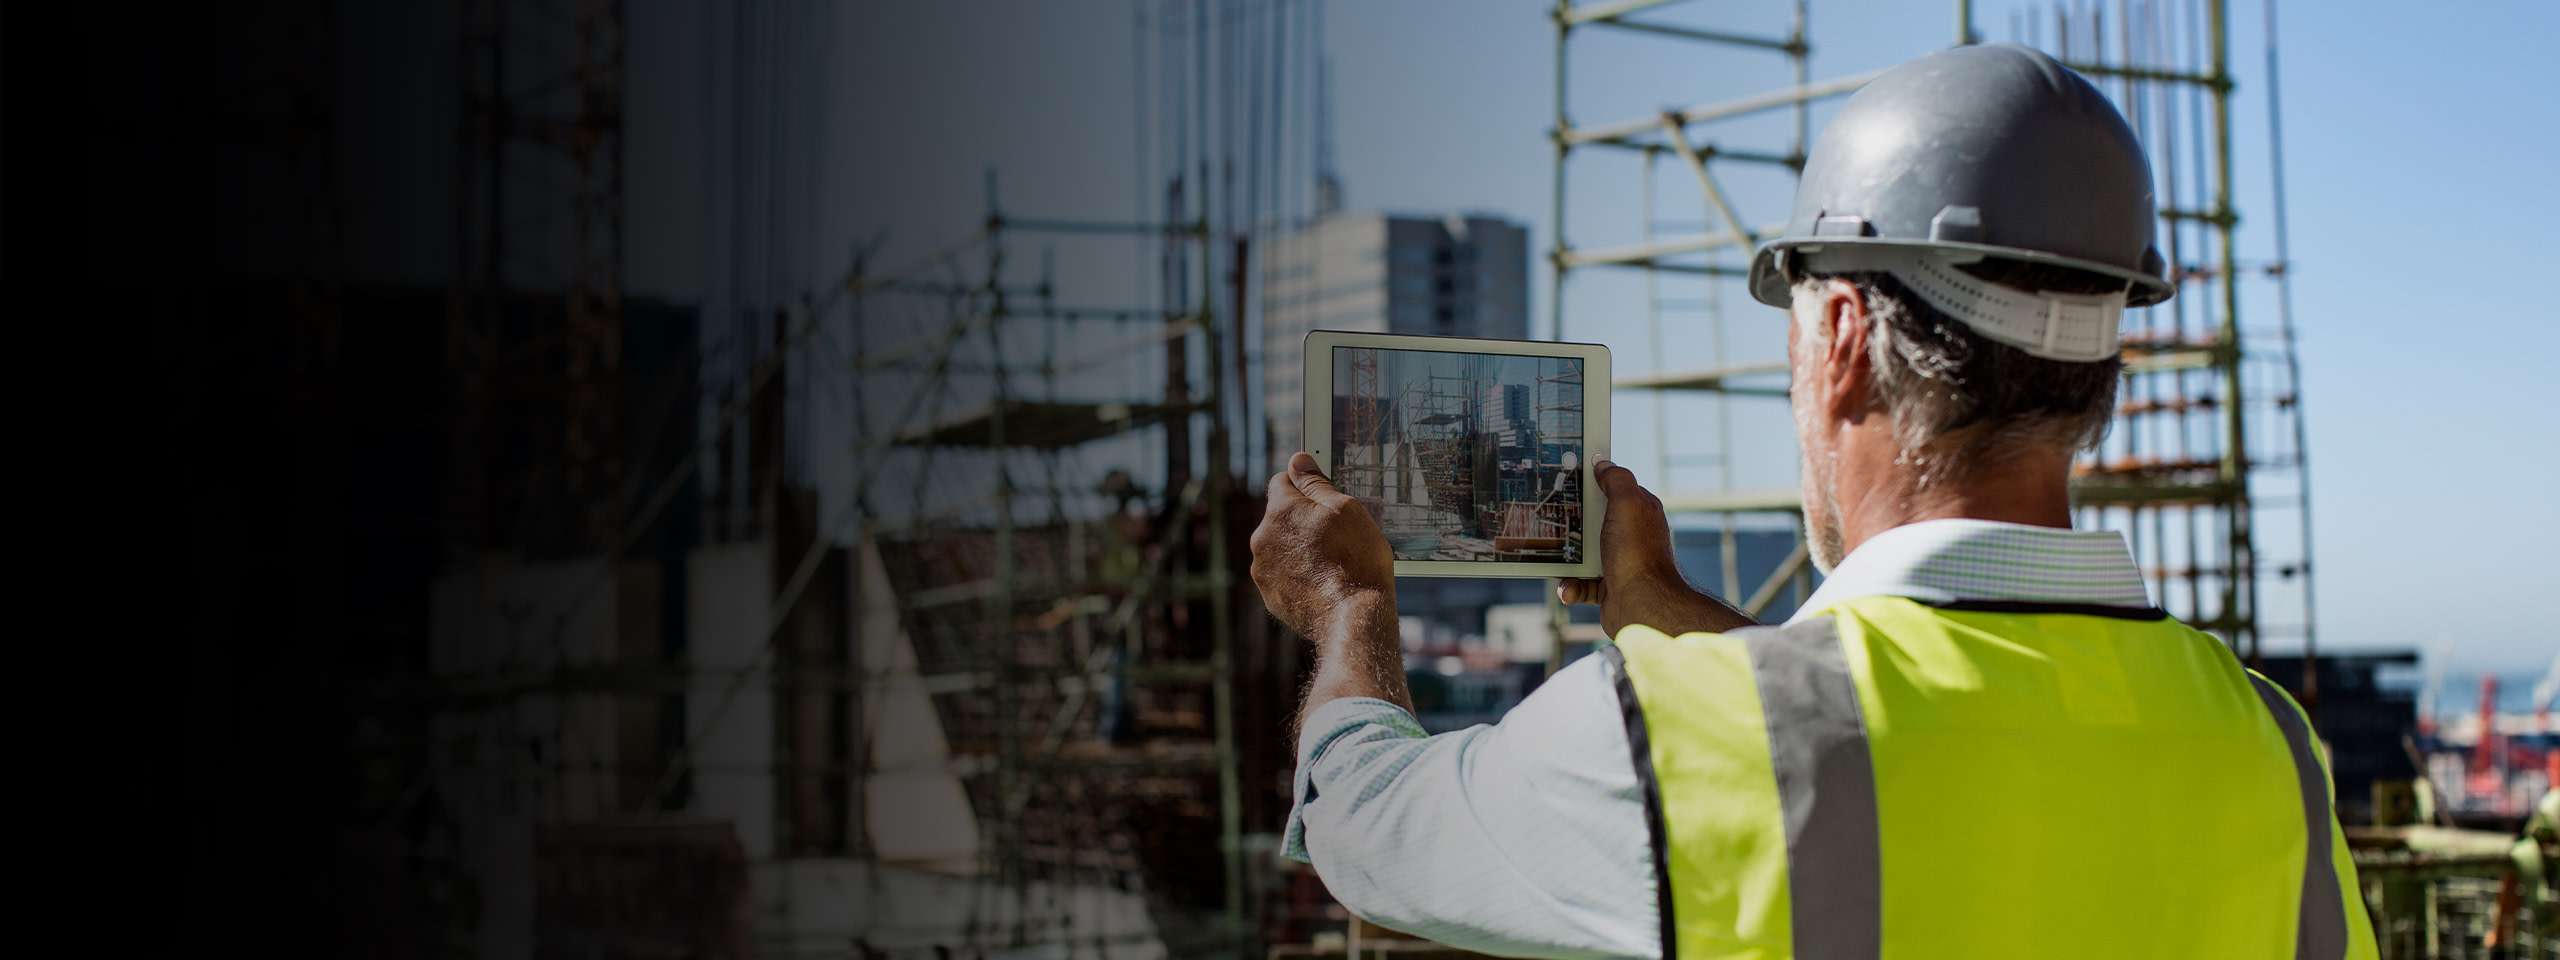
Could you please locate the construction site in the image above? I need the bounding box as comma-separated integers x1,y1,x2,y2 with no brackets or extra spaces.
137,0,2555,958
1329,347,1586,564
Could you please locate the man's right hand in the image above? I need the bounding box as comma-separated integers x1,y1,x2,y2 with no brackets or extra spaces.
1558,460,1756,638
1250,452,1413,719
1249,452,1398,646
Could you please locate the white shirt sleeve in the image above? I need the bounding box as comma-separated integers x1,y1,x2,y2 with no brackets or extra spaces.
1282,653,1659,960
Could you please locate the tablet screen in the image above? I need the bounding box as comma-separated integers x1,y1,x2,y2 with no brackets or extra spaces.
1327,345,1587,564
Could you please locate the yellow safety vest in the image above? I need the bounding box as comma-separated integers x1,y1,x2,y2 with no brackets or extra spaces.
1605,595,2377,959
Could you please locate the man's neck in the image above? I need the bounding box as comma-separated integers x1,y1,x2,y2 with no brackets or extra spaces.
1830,429,2076,557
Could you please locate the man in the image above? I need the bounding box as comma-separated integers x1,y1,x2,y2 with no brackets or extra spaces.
1249,45,2375,959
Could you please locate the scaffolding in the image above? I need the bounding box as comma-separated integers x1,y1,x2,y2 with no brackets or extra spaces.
2037,0,2318,678
418,188,1275,960
1332,363,1478,551
449,0,628,555
1550,0,1821,632
1556,0,2317,667
1520,360,1588,559
839,191,1266,953
412,0,1314,953
1331,354,1592,564
1409,372,1480,529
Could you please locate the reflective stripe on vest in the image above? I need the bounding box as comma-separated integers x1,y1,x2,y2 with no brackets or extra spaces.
2247,672,2354,959
1607,596,2373,960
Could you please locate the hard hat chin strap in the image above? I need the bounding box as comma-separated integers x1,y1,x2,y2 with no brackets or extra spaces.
1792,246,2126,363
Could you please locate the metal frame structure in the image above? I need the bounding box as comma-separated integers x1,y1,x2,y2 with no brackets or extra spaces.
422,2,1294,953
1554,0,2317,673
2043,0,2315,678
417,188,1267,959
451,0,628,555
832,191,1258,954
1549,0,1822,640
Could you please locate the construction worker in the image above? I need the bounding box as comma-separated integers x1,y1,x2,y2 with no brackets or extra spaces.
1250,44,2376,959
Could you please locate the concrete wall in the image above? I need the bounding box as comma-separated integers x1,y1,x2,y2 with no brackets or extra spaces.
1485,602,1556,665
854,538,980,868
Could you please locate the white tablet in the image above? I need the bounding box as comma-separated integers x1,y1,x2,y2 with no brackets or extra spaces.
1301,330,1610,578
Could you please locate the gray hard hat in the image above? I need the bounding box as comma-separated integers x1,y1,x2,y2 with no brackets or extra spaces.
1747,43,2173,309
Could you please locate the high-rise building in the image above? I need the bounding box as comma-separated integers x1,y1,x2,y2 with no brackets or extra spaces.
1261,211,1529,459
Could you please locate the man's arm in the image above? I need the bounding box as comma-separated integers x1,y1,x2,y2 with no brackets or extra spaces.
1283,657,1662,960
1247,454,1762,959
1252,453,1659,959
1249,452,1412,731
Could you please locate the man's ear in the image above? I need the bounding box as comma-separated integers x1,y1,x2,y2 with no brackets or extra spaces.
1819,280,1874,422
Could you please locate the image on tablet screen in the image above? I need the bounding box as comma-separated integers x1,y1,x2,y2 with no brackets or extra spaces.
1329,347,1584,563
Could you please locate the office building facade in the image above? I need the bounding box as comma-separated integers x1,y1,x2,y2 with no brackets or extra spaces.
1261,212,1529,459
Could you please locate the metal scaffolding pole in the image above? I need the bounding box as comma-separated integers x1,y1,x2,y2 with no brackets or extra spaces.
2054,0,2307,662
1554,0,1830,650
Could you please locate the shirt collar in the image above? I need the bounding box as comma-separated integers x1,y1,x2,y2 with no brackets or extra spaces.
1788,518,2153,622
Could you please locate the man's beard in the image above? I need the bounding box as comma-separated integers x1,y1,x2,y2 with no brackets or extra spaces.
1800,458,1847,576
1793,376,1849,576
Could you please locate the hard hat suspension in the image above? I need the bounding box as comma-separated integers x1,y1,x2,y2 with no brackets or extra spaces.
1788,245,2128,363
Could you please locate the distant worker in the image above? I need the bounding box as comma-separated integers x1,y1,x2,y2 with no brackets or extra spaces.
1251,44,2375,959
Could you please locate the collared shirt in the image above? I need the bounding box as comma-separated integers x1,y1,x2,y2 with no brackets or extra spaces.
1282,519,2155,959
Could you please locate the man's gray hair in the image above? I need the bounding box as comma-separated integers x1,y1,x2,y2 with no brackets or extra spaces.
1791,260,2123,487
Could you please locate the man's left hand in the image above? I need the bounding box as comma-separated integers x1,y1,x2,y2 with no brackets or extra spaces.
1558,460,1757,638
